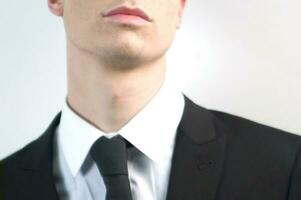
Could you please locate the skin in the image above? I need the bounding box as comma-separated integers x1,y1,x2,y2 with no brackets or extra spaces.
48,0,186,133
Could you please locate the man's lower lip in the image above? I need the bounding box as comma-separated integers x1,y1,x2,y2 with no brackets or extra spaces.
104,14,149,25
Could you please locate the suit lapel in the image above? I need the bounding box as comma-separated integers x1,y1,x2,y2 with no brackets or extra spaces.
16,112,62,200
166,95,227,200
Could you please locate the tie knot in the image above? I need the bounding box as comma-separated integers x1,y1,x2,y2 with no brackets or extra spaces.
90,135,129,176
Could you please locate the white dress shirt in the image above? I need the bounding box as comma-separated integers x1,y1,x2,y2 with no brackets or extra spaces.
52,78,185,200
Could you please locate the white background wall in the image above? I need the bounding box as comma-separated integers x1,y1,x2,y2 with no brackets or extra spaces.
0,0,300,159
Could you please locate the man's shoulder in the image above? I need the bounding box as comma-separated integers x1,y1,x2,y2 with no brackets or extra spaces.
0,139,36,169
184,95,301,147
0,110,59,199
204,108,301,197
208,108,301,159
210,109,301,142
0,111,61,168
0,139,38,198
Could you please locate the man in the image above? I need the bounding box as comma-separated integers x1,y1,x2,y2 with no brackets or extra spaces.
1,0,301,199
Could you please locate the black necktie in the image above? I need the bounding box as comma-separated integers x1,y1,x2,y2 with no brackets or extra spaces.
90,135,133,200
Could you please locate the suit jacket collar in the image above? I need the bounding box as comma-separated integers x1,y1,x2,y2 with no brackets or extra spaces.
17,112,61,200
166,95,227,200
17,94,227,200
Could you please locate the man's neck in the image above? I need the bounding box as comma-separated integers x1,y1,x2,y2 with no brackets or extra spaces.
66,42,166,133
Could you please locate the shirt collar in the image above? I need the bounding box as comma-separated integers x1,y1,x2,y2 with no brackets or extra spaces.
57,77,185,176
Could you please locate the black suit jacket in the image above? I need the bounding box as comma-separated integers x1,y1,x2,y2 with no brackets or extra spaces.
1,95,301,200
